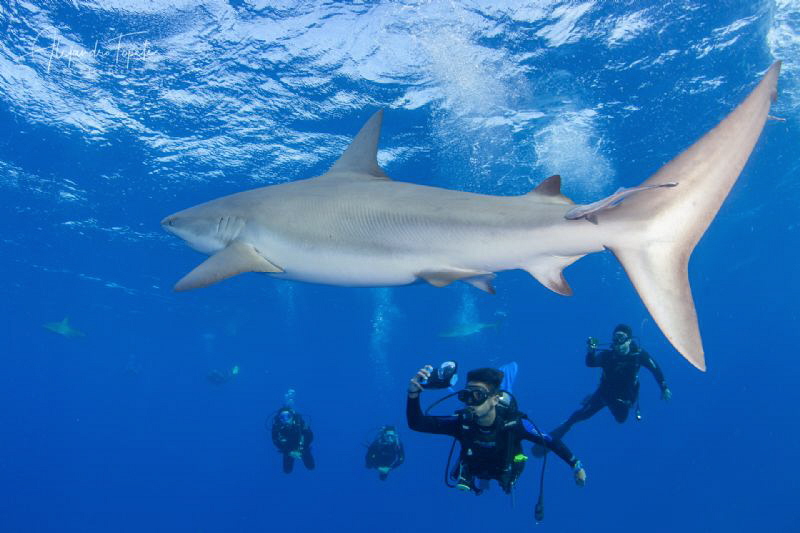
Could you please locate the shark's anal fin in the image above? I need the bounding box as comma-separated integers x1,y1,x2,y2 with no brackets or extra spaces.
418,269,496,294
524,255,585,296
175,241,283,291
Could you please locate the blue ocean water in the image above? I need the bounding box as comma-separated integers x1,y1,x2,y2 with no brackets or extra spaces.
1,1,798,532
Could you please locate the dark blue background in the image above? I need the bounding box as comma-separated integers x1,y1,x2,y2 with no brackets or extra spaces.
1,2,797,532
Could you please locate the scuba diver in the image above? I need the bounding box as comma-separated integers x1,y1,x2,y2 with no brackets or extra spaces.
545,324,671,443
269,391,315,474
365,425,405,481
407,365,586,497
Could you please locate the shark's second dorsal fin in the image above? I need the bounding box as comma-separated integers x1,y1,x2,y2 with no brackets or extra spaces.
327,110,390,180
526,175,573,204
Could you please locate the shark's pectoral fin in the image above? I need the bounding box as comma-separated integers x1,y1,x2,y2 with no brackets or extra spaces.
418,269,496,294
175,241,283,291
524,255,585,296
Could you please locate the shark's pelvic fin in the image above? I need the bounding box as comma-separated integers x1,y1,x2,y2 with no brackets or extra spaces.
326,110,390,179
418,269,496,293
603,61,782,371
464,274,497,294
175,241,283,291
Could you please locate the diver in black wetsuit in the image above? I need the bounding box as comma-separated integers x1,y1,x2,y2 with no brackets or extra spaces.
407,366,586,495
270,407,315,474
365,425,405,481
548,324,672,442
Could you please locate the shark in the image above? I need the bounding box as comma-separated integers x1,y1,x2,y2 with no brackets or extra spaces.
439,320,501,338
162,62,781,371
43,317,85,338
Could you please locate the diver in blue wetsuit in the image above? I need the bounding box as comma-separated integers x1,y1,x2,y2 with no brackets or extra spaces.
407,366,586,495
547,324,671,443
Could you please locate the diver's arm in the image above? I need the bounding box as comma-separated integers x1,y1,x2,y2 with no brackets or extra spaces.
640,351,668,393
585,348,604,367
406,395,459,436
520,420,580,468
520,420,586,485
271,422,283,447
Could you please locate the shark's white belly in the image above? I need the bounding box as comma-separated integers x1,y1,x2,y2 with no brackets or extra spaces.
241,211,602,287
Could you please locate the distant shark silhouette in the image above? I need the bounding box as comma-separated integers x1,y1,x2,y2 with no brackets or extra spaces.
439,320,501,338
162,62,781,371
43,317,85,338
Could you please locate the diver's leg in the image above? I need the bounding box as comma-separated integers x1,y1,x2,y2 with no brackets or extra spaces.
550,391,606,441
283,453,294,474
302,447,315,470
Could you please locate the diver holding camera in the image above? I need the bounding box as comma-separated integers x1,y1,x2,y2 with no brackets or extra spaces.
407,363,586,520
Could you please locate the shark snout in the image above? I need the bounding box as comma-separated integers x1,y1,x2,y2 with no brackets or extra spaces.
161,215,177,228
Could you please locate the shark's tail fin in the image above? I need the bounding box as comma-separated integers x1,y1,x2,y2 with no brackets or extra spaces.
601,62,781,371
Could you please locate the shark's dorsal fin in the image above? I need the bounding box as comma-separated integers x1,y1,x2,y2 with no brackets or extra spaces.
526,175,574,204
175,241,283,291
327,110,390,180
530,175,562,196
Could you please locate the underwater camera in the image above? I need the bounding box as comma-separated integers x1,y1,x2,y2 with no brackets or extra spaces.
419,361,458,389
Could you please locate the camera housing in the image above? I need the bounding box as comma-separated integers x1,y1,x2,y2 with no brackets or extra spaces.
419,361,458,389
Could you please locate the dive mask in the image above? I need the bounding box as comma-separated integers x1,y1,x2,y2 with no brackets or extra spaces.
457,387,493,406
613,332,630,345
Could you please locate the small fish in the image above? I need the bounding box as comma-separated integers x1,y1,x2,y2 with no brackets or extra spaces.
43,317,85,338
565,183,678,224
